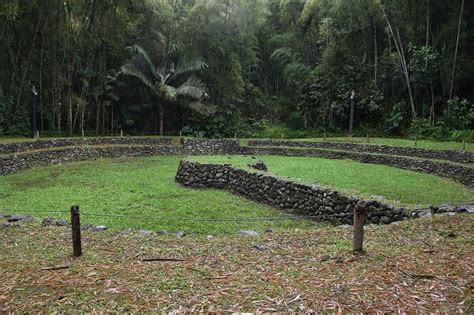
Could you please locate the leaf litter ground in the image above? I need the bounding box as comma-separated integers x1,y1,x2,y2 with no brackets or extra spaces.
0,215,472,312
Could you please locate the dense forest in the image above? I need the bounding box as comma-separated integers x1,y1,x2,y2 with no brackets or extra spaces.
0,0,473,139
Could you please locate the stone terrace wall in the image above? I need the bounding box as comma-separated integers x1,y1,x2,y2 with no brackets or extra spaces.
241,147,474,188
182,139,241,154
175,160,407,225
0,137,173,154
0,145,183,175
1,138,472,188
248,139,474,163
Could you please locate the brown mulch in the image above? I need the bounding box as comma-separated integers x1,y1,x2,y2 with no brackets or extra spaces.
0,215,473,312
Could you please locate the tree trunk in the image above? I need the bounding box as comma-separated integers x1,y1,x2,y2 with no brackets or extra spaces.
373,18,378,87
159,104,165,136
449,0,464,101
379,2,416,119
96,102,100,136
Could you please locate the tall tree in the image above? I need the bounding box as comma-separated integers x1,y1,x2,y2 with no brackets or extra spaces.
121,45,207,135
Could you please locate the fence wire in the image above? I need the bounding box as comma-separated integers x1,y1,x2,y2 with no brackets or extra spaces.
0,207,338,222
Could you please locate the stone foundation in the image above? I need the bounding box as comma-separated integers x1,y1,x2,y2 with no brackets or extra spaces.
0,137,173,154
248,139,474,164
175,160,407,225
1,138,472,188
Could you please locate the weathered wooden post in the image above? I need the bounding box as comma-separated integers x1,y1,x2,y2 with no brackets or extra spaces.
120,129,123,138
366,134,370,143
352,203,367,254
31,86,38,139
70,205,82,257
349,90,355,139
323,132,327,141
81,128,85,138
462,137,465,151
414,133,418,146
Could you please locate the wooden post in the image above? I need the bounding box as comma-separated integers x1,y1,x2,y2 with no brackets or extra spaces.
120,129,123,138
70,205,82,257
366,133,369,143
414,133,417,146
234,132,237,139
81,129,85,138
35,130,40,139
179,130,182,137
323,132,326,141
462,137,465,151
352,206,367,254
281,133,284,139
349,90,355,138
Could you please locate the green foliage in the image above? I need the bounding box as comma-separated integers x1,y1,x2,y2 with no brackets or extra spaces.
0,96,30,135
0,0,473,138
445,97,474,130
385,102,408,134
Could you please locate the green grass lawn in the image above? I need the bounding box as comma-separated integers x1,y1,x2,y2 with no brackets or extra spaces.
0,156,317,234
191,155,474,208
1,155,472,234
241,137,473,152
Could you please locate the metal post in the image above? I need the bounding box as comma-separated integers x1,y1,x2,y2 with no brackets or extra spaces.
349,90,355,139
32,86,38,139
70,205,82,257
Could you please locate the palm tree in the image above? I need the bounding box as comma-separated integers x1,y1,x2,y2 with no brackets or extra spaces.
121,45,207,135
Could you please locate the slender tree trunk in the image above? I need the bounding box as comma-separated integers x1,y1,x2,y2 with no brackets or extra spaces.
429,83,435,124
111,105,114,135
39,38,44,132
102,103,105,135
96,102,100,136
80,105,85,137
373,18,378,87
449,0,464,101
159,104,165,136
379,2,416,119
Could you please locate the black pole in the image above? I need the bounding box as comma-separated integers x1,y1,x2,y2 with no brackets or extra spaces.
32,86,38,138
349,90,355,138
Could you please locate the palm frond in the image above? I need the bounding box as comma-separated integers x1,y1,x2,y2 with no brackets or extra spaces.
120,63,158,94
173,55,207,77
125,45,158,78
176,77,208,100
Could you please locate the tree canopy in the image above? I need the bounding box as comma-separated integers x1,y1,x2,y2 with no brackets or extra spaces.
0,0,473,139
